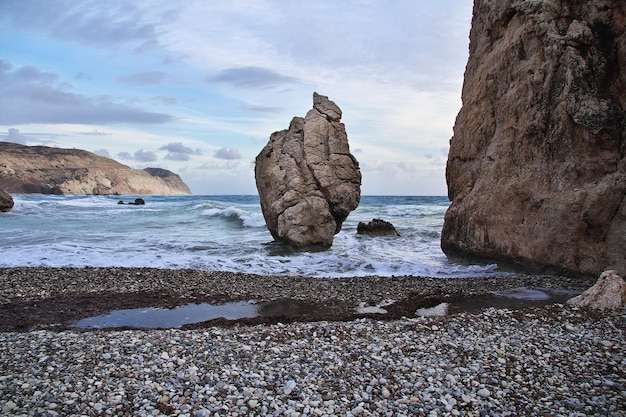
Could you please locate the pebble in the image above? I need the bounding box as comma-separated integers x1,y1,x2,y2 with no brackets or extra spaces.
0,267,620,415
0,305,624,416
477,388,491,398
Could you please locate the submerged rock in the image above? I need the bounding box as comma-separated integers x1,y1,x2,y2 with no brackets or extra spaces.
0,188,13,212
118,198,146,205
568,270,626,309
255,93,361,249
357,219,400,237
442,0,626,277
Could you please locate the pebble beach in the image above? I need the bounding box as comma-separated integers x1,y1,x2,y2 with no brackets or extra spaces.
0,267,624,416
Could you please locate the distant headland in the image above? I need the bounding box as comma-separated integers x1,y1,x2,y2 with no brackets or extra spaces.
0,142,191,195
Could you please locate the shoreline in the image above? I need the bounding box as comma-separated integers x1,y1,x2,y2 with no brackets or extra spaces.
0,267,596,331
1,267,624,415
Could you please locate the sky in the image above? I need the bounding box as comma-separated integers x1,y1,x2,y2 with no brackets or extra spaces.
0,0,473,195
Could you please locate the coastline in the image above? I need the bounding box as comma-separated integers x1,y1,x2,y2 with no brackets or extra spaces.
0,267,595,331
1,267,624,416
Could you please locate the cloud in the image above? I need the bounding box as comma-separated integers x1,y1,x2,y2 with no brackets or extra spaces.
152,96,178,106
0,61,174,125
159,142,201,161
93,148,111,158
0,0,170,50
165,152,191,161
3,128,29,144
397,161,416,172
119,71,168,86
208,66,299,89
200,161,217,170
242,104,282,113
160,142,195,154
118,149,157,162
14,65,58,83
363,159,385,171
81,129,111,136
214,147,242,160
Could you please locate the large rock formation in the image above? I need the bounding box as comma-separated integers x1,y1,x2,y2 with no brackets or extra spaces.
0,188,13,212
255,93,361,249
0,142,191,195
442,0,626,277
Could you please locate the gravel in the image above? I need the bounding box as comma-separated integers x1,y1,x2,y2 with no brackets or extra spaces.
0,267,624,416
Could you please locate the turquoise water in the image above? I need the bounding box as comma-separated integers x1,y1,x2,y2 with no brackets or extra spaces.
0,195,501,278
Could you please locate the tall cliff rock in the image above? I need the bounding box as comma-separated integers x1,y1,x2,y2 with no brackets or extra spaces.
0,142,191,195
255,93,361,249
442,0,625,277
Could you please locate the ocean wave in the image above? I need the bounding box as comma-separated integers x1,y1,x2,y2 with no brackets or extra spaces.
201,206,266,228
0,195,511,278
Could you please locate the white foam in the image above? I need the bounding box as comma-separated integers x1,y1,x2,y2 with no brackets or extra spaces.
0,195,512,279
416,302,449,317
356,299,395,314
201,206,266,228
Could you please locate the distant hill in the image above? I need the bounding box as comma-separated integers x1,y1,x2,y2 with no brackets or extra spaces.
0,142,191,195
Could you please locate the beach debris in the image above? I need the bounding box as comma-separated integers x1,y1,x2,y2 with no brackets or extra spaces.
567,270,626,309
357,218,400,237
255,92,361,250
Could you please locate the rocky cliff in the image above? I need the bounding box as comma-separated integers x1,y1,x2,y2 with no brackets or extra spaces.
255,93,361,249
0,142,191,195
442,0,625,277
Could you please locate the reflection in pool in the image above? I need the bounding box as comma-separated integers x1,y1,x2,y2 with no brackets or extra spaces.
74,301,261,329
72,287,583,329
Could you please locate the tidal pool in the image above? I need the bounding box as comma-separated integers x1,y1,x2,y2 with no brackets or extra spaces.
72,287,582,329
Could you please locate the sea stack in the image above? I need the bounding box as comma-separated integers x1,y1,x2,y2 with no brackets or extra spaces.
442,0,625,277
255,92,361,249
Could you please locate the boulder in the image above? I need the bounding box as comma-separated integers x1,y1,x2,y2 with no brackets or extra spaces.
442,0,626,277
567,270,626,309
0,188,13,212
357,219,400,237
255,92,361,249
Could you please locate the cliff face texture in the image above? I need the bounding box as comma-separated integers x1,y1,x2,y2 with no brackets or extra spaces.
255,93,361,249
442,0,625,277
0,142,191,195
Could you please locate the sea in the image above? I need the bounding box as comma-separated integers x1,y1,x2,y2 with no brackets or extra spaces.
0,195,504,278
